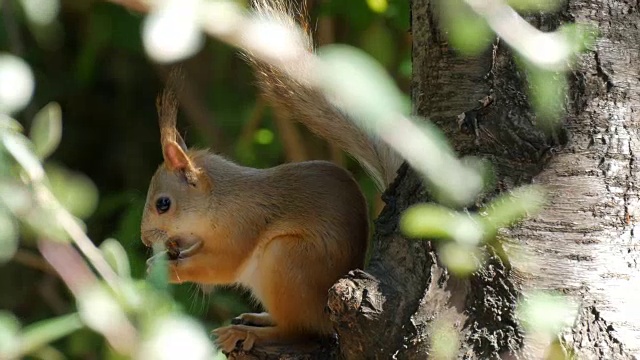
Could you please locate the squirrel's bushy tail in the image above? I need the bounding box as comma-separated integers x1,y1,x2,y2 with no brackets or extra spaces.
246,0,402,191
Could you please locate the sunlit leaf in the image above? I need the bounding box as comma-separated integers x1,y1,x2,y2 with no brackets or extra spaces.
137,315,215,360
430,319,460,360
0,54,35,115
142,0,204,63
46,164,99,219
517,292,577,335
401,203,484,245
482,185,546,233
30,102,62,160
439,0,493,56
366,0,388,14
317,44,410,128
100,238,131,278
439,242,482,275
0,207,19,263
254,128,274,145
16,313,83,358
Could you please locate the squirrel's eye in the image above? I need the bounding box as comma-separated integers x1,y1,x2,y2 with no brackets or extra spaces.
155,197,171,214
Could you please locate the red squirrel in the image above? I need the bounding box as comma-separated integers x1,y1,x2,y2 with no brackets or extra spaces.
140,0,401,353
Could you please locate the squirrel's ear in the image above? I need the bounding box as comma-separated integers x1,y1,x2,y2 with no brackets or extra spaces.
162,140,203,187
163,140,191,171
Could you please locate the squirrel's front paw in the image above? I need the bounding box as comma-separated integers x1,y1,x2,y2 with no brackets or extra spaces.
213,325,258,353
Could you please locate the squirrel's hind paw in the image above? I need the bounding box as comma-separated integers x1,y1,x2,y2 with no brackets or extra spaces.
213,325,258,352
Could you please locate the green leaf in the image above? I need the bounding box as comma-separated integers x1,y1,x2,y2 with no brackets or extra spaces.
0,206,19,263
138,315,215,360
366,0,388,14
29,102,62,160
0,114,23,132
401,204,484,245
14,313,83,358
100,238,131,278
517,292,577,335
45,164,99,219
0,311,21,358
317,44,410,129
482,185,546,232
361,21,396,69
1,131,45,182
146,244,169,293
439,0,493,56
439,242,482,276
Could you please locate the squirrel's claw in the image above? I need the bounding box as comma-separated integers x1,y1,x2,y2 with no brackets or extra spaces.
213,325,257,353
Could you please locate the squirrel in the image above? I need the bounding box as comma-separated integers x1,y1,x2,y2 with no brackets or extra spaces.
140,0,401,353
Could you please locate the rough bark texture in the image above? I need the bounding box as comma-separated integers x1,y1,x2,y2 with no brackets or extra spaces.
229,0,640,358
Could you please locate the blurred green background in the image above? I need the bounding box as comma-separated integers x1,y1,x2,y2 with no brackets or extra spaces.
1,0,410,357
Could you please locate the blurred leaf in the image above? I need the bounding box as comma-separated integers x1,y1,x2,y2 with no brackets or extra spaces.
439,0,493,56
14,313,83,358
527,65,567,127
482,185,546,233
430,318,460,360
0,180,33,216
0,114,24,132
19,0,61,26
439,242,482,276
317,44,410,128
30,102,62,160
361,21,395,68
507,0,564,12
0,311,21,358
147,245,169,293
30,345,66,360
137,315,215,360
254,128,274,145
142,0,204,63
366,0,388,13
0,207,19,263
46,164,99,219
401,204,483,245
559,23,599,56
100,238,131,278
77,285,129,340
0,54,35,115
1,131,45,182
517,292,577,335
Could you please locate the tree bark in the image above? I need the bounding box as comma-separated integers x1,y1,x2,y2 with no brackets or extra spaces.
230,0,640,359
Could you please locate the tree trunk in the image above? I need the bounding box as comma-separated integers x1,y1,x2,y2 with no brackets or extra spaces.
230,0,640,358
